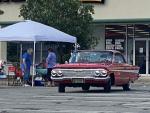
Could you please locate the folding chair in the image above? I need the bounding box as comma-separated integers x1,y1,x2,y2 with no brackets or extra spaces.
7,65,16,86
8,65,23,86
13,68,23,86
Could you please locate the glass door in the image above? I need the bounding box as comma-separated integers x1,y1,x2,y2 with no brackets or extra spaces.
149,40,150,74
135,40,146,74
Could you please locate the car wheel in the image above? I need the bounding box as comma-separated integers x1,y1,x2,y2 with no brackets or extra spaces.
104,79,111,93
122,83,130,91
58,84,65,93
82,85,90,91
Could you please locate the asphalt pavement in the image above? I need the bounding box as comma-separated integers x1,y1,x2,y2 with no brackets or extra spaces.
0,78,150,113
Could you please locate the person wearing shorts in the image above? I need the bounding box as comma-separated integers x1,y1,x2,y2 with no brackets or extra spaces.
46,48,56,86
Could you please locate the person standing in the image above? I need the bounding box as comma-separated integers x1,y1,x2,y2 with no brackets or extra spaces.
46,48,56,86
22,48,33,86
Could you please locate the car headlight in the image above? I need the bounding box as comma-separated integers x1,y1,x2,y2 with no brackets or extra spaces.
51,70,57,77
57,70,63,77
51,70,63,77
95,70,101,77
100,69,107,77
94,69,107,77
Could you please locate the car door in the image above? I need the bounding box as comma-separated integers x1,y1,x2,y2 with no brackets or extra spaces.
113,53,129,85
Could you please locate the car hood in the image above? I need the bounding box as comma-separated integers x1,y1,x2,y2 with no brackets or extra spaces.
54,63,112,69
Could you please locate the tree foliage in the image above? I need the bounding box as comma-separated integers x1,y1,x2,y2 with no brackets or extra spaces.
20,0,97,49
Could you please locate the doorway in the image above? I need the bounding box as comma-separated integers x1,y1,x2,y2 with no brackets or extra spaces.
134,39,150,75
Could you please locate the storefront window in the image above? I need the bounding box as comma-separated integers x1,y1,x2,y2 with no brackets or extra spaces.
105,25,127,60
7,42,73,64
7,42,20,63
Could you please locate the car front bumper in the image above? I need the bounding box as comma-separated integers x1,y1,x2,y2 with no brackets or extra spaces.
51,76,110,87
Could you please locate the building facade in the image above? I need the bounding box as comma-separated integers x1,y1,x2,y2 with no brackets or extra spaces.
1,0,150,75
92,0,150,76
0,1,24,61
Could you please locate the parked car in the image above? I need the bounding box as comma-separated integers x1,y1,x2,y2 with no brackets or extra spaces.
51,50,140,93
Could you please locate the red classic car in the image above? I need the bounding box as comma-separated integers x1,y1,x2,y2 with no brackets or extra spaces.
51,50,140,93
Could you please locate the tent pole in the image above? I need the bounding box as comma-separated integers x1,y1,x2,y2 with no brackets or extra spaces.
40,42,43,62
20,43,22,64
32,41,36,87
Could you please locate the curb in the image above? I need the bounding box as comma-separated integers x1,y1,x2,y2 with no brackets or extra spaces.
135,76,150,83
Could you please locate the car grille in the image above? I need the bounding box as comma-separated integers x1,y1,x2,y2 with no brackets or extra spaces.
61,69,94,77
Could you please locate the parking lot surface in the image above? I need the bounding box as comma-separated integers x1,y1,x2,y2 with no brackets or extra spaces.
0,81,150,113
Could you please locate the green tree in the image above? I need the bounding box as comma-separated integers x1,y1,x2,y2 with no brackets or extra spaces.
20,0,97,49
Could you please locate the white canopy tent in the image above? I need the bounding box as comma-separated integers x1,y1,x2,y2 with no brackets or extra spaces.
0,20,77,86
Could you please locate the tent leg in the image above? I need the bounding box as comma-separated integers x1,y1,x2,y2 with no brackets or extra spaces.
20,43,22,64
40,42,43,62
32,41,36,87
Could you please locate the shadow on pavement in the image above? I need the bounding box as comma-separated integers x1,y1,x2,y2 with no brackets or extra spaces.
65,89,129,93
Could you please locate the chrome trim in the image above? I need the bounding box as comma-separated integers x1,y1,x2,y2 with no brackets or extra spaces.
111,69,139,74
52,68,108,78
53,69,107,71
51,76,110,80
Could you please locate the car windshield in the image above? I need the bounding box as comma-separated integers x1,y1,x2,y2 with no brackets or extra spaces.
69,51,113,63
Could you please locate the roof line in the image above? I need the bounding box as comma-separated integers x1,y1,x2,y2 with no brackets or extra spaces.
93,18,150,24
1,18,150,26
0,21,22,25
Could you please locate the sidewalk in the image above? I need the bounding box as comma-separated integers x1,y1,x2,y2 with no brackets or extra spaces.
135,76,150,84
